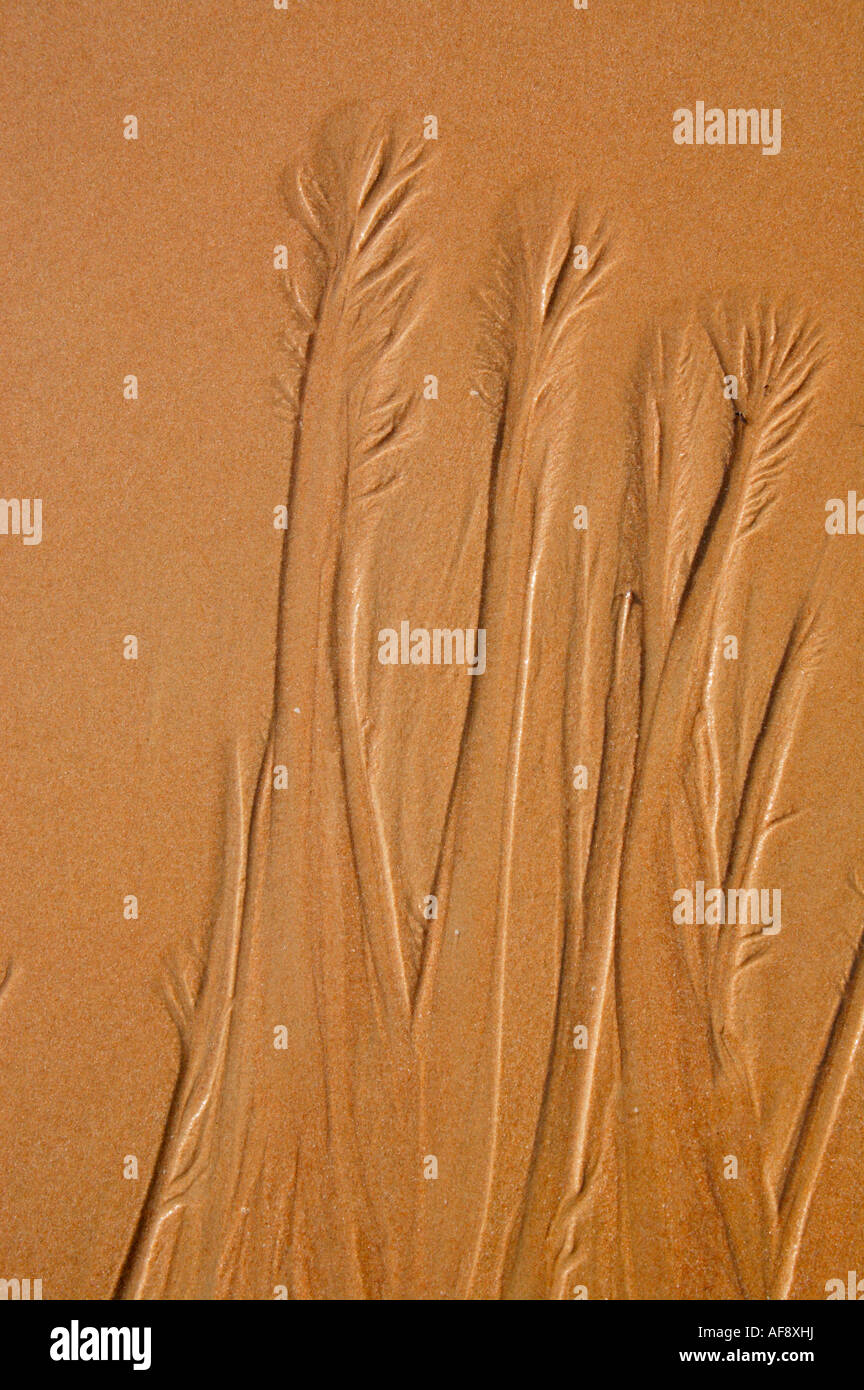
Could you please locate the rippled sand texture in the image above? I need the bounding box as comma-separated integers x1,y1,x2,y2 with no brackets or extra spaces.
114,110,861,1300
2,2,863,1302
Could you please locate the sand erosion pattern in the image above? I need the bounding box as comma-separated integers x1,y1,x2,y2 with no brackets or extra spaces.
114,110,862,1301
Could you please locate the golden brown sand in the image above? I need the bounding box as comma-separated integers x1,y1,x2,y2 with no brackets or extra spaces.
1,0,863,1299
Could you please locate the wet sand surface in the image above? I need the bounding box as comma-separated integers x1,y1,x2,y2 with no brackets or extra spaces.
1,1,863,1299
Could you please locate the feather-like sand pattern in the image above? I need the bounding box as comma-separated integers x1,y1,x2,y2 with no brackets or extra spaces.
609,303,837,1299
115,747,252,1298
112,115,855,1299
